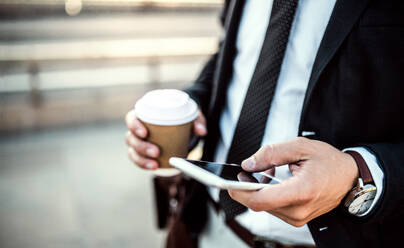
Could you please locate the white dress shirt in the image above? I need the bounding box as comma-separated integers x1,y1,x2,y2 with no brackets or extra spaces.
200,0,384,247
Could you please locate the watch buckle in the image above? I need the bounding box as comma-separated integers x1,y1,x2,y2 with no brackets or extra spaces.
357,177,364,191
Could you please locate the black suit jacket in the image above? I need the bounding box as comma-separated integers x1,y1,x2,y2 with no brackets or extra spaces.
183,0,404,247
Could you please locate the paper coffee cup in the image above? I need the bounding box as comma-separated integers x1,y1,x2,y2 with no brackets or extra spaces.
134,89,198,176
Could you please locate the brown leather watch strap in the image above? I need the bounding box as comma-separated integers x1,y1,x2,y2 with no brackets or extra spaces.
345,150,374,184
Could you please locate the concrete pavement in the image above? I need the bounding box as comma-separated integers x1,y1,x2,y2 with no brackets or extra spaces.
0,122,165,248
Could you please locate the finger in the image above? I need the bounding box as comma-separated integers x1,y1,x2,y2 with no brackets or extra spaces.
259,168,275,184
241,137,309,172
125,110,148,138
265,168,276,176
288,163,301,176
228,177,306,211
193,110,207,136
228,187,311,227
128,147,158,170
125,131,159,158
237,172,258,183
228,189,266,211
227,187,283,211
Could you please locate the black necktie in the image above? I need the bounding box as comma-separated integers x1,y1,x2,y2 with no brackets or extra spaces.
219,0,299,219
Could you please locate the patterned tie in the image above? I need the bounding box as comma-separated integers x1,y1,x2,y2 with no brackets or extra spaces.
219,0,299,219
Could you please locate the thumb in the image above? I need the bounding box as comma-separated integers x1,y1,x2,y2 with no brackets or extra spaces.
241,138,307,172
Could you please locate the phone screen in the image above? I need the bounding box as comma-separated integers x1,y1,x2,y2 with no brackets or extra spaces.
184,159,281,184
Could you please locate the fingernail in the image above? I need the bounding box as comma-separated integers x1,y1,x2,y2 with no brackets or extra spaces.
237,173,251,182
242,157,256,170
136,129,146,137
146,162,156,170
196,123,206,133
146,147,158,157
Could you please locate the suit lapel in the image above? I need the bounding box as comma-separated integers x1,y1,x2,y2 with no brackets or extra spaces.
300,0,370,122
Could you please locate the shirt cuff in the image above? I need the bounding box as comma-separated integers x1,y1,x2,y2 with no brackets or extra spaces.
343,147,384,216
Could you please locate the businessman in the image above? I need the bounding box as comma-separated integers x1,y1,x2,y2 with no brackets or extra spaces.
125,0,404,247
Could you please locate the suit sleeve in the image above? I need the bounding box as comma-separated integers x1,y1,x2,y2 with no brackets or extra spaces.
183,52,219,115
343,147,384,216
183,0,230,115
357,142,404,222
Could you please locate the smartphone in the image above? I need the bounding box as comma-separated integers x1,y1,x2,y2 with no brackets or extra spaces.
169,157,282,190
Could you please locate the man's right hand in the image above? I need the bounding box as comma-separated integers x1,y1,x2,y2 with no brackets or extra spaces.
125,108,207,170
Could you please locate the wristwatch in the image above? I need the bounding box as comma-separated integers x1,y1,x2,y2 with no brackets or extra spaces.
343,150,377,216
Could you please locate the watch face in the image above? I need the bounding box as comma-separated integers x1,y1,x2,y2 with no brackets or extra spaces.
348,185,377,215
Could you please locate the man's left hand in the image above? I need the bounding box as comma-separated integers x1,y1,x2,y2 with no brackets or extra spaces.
228,137,359,227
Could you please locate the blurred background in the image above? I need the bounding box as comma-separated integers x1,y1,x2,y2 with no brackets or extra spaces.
0,0,221,247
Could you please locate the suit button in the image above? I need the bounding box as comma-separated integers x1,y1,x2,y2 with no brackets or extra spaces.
301,131,316,137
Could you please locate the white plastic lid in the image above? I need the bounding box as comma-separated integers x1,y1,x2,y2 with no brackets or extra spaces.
134,89,198,126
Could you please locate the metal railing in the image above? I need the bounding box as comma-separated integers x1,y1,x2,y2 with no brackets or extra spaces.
0,0,222,8
0,37,217,105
